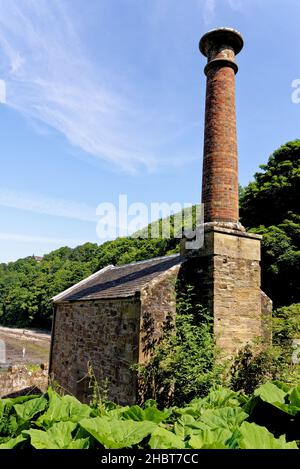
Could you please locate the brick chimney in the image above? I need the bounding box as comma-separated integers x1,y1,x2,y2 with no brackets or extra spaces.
199,28,244,228
179,27,272,357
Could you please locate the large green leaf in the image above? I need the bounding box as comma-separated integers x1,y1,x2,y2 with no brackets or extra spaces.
1,394,40,407
254,382,286,404
254,382,300,415
199,407,248,432
149,427,185,449
122,405,170,423
0,394,40,430
289,387,300,408
273,381,291,393
36,388,92,428
238,422,298,449
188,429,232,449
174,415,206,440
0,400,9,434
79,416,156,449
13,396,47,422
24,421,89,449
177,387,241,419
0,434,27,449
198,387,241,409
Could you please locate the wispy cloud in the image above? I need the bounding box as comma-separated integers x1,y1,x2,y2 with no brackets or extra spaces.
203,0,216,25
226,0,244,11
199,0,243,25
0,232,86,246
0,189,97,222
0,0,164,173
0,0,242,173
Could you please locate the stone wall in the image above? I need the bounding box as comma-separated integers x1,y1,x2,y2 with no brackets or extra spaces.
0,364,48,397
139,265,181,364
212,232,262,354
50,267,182,406
50,297,140,405
181,225,270,357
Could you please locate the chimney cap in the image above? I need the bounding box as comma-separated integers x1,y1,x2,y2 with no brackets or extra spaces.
199,27,244,57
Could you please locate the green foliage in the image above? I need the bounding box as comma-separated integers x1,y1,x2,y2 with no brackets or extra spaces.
230,345,282,395
24,421,89,449
36,387,93,428
230,305,300,395
137,286,221,407
149,427,186,449
249,217,300,306
240,140,300,307
13,396,48,422
0,383,299,449
240,140,300,228
0,237,179,329
273,303,300,347
237,422,298,449
79,417,156,449
0,434,27,449
122,405,170,423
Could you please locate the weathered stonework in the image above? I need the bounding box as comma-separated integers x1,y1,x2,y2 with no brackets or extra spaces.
50,297,140,405
50,264,181,405
0,364,48,397
193,28,272,356
139,265,180,364
181,225,271,357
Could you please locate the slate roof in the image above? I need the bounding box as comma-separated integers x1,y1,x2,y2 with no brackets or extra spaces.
52,254,182,303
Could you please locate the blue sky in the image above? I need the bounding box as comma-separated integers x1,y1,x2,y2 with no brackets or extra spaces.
0,0,299,263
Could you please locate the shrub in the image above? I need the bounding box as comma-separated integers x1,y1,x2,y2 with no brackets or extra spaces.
137,286,221,407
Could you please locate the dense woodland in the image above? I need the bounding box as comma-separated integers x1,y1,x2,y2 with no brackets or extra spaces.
0,140,299,330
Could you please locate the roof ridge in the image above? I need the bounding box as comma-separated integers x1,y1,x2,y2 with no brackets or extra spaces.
52,253,182,303
112,253,180,269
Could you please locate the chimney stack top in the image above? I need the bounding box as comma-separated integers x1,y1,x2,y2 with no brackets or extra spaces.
199,27,244,57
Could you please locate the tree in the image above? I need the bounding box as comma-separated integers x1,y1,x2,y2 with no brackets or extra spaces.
240,140,300,307
251,216,300,307
240,140,300,228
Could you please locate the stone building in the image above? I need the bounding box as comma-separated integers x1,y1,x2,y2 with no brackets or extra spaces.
50,255,182,404
50,28,272,404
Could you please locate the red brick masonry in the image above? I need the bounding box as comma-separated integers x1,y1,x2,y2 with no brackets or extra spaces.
200,28,244,224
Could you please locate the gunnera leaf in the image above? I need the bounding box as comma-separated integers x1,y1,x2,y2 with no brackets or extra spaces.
36,388,92,428
13,396,48,422
149,427,185,449
79,417,156,449
238,422,298,449
0,434,27,449
24,421,89,449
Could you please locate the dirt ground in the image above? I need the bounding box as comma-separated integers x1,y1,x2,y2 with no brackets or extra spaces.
0,326,50,366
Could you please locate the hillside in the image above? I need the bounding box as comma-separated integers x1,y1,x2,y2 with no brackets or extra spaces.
0,237,180,329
